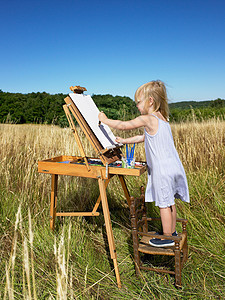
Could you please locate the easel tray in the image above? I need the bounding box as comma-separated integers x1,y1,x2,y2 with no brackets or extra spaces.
38,155,146,179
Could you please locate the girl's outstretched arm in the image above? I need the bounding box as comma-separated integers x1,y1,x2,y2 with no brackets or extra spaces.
115,135,144,144
98,112,147,130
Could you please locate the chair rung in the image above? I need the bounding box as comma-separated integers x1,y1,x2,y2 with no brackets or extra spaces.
140,265,175,275
176,218,188,223
137,219,146,228
146,217,161,221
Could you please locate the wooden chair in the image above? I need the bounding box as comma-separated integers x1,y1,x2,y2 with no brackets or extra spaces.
129,186,188,286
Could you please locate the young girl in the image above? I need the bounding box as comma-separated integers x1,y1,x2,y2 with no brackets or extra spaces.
98,80,190,247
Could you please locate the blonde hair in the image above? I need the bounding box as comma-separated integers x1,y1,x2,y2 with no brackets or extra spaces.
134,80,169,120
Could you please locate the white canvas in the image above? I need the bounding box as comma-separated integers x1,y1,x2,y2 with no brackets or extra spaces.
69,93,122,149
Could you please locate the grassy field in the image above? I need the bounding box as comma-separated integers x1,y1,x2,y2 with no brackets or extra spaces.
0,119,225,299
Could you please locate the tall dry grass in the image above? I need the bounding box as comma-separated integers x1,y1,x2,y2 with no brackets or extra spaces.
1,118,224,176
114,118,225,172
171,120,225,172
0,119,225,299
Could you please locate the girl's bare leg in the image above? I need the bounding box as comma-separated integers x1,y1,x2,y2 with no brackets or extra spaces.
160,207,172,236
160,204,177,236
171,204,177,233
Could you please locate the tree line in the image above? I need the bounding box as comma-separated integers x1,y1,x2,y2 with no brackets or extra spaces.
0,89,224,126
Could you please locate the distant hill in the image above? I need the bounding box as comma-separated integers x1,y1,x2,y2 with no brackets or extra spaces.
0,90,224,125
168,98,225,122
169,100,212,109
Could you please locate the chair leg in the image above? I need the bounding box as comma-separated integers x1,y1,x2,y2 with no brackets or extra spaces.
182,236,188,264
134,257,141,276
133,246,141,275
174,243,182,286
182,222,188,264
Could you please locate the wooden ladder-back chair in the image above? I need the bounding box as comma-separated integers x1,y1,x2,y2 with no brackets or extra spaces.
130,186,188,287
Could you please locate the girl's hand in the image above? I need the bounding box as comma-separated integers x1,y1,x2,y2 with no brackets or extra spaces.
98,111,108,123
115,136,124,143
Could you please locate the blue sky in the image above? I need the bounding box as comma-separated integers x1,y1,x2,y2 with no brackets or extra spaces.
0,0,225,102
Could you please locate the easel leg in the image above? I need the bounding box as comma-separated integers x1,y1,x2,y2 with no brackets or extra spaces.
118,175,130,207
50,174,58,230
98,177,122,288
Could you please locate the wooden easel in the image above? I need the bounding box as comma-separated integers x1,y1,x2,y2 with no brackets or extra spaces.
38,86,146,288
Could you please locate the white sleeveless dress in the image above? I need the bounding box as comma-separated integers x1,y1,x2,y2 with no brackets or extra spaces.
144,115,190,207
